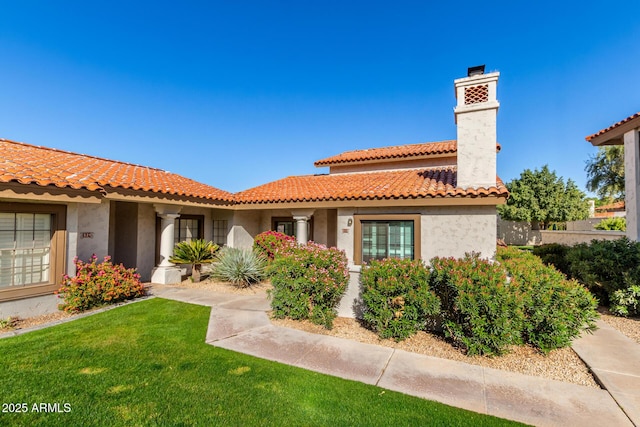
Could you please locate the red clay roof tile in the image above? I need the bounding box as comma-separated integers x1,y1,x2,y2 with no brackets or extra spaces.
1,138,507,206
314,140,458,167
595,201,625,211
314,140,502,167
586,112,640,142
0,139,233,202
235,167,508,204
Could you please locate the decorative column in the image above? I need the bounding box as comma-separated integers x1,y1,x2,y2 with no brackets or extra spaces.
151,204,182,284
291,209,315,245
625,129,640,241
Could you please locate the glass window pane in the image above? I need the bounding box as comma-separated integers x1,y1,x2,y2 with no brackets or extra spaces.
15,213,34,230
0,268,12,287
34,214,51,231
33,230,50,248
0,231,15,249
0,213,15,231
361,219,414,263
16,231,34,249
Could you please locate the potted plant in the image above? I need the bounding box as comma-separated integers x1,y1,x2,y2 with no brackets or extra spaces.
170,239,219,282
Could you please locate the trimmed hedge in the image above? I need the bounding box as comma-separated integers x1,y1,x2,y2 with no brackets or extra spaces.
268,243,349,328
360,249,600,356
360,258,440,341
430,253,520,356
496,247,598,353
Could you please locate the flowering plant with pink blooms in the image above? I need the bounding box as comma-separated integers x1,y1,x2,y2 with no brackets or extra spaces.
253,231,297,260
56,255,146,313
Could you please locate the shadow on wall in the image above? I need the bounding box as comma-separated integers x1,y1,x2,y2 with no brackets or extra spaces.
497,219,541,246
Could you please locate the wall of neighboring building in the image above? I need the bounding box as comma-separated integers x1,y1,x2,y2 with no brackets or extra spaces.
540,230,625,246
497,219,541,246
566,219,605,231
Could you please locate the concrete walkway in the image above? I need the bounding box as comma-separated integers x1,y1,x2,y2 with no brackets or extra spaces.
151,286,637,427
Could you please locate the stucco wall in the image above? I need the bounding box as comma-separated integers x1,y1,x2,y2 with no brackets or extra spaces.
337,208,356,267
337,205,497,267
422,205,497,261
497,219,541,246
566,219,605,231
540,230,625,246
229,210,261,249
456,108,497,189
625,129,640,241
329,157,456,174
233,208,331,247
66,203,79,276
76,201,110,262
136,203,156,281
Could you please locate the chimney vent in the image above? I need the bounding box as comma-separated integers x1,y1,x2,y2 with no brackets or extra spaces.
467,65,485,77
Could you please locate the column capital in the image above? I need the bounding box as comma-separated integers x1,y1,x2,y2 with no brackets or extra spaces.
153,203,182,216
291,209,315,219
158,212,181,221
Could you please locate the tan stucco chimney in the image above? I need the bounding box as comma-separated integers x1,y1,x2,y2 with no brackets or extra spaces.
454,67,500,189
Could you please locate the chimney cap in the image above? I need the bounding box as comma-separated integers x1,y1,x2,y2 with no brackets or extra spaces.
467,65,485,77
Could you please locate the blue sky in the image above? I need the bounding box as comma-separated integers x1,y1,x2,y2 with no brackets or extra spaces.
2,1,639,193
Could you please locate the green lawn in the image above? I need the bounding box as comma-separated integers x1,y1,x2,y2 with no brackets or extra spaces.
0,298,523,426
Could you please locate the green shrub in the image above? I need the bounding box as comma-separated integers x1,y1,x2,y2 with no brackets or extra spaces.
253,231,296,261
566,238,640,303
594,217,626,231
57,255,146,313
269,243,349,328
497,247,599,354
360,258,440,341
532,243,571,276
170,239,219,282
429,253,520,356
610,285,640,317
212,247,267,287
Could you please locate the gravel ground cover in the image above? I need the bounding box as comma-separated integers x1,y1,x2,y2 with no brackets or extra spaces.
4,278,639,390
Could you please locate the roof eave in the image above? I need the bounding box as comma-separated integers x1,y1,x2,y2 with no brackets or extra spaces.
231,194,507,210
587,115,640,146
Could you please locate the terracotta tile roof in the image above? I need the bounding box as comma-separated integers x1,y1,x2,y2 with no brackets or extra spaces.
0,139,233,202
586,112,640,142
595,201,625,211
314,140,457,167
235,167,508,204
313,140,501,167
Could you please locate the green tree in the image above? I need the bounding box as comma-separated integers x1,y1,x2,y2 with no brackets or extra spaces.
585,145,625,200
498,165,589,229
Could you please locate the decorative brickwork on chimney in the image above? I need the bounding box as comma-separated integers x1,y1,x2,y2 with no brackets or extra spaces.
454,70,500,189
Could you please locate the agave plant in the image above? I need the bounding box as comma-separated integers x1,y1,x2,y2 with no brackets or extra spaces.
170,239,219,282
212,247,267,288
